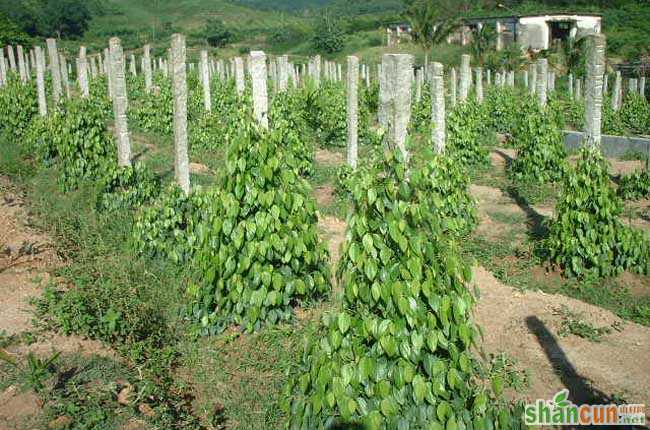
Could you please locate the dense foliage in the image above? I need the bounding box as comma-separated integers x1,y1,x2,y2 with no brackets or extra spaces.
0,77,38,138
130,75,173,135
509,98,566,183
546,147,649,277
447,101,489,166
285,150,520,428
617,169,650,200
187,119,330,334
96,162,161,212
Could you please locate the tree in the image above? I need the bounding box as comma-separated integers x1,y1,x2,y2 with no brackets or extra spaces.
42,0,91,38
0,14,31,46
402,0,474,59
470,24,495,65
311,13,344,53
204,18,233,47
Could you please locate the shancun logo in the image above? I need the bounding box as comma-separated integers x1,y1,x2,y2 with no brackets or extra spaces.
524,389,646,426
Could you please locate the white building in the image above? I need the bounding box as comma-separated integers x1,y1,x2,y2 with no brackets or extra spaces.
459,13,602,51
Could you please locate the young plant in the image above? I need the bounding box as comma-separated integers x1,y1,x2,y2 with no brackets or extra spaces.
546,147,649,277
187,119,331,334
284,150,520,429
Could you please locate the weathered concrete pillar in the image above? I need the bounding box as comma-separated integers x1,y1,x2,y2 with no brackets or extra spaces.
17,45,26,82
106,48,114,100
77,46,89,98
35,47,47,117
378,57,389,130
629,78,638,95
584,35,605,149
548,72,555,92
530,63,537,95
383,54,412,160
109,38,132,167
29,49,36,74
603,73,608,96
536,59,548,107
7,45,16,72
523,70,529,89
0,49,5,87
458,54,470,102
98,51,104,75
346,56,359,169
250,51,269,129
310,55,321,87
508,70,515,87
640,76,646,99
90,56,98,79
277,55,288,92
431,62,445,154
450,67,457,108
612,71,622,111
59,54,70,98
415,68,422,103
337,63,342,82
46,39,62,104
486,69,491,86
577,78,584,100
171,34,190,195
200,50,211,112
25,50,31,78
143,44,153,93
129,54,137,76
234,56,245,95
475,67,483,103
568,74,574,99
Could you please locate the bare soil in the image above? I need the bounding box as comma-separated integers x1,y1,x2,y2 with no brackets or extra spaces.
473,266,650,409
314,149,344,166
0,178,114,429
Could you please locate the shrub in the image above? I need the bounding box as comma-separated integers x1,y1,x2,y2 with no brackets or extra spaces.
0,76,38,138
546,147,649,277
186,119,331,334
312,15,345,54
509,98,566,184
96,162,161,212
447,101,490,166
284,150,521,428
619,93,650,135
617,169,650,200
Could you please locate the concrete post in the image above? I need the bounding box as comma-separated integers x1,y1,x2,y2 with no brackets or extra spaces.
109,38,132,167
475,67,483,103
523,70,528,89
143,44,153,93
130,54,137,76
346,56,359,169
640,76,646,99
584,35,605,149
171,34,190,195
7,45,16,72
35,47,47,117
46,39,62,104
568,74,574,99
0,49,5,87
234,57,245,95
378,57,389,130
59,54,70,98
612,71,622,111
90,56,98,79
458,54,470,102
508,70,515,87
530,63,537,95
486,69,491,86
278,55,288,92
200,50,211,112
17,45,26,82
25,49,31,78
415,68,422,103
629,78,638,95
383,54,412,160
106,48,113,100
431,62,446,154
450,67,457,108
536,59,548,107
310,55,321,87
250,51,269,129
77,46,89,98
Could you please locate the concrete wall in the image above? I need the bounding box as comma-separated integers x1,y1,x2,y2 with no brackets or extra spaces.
518,15,601,50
